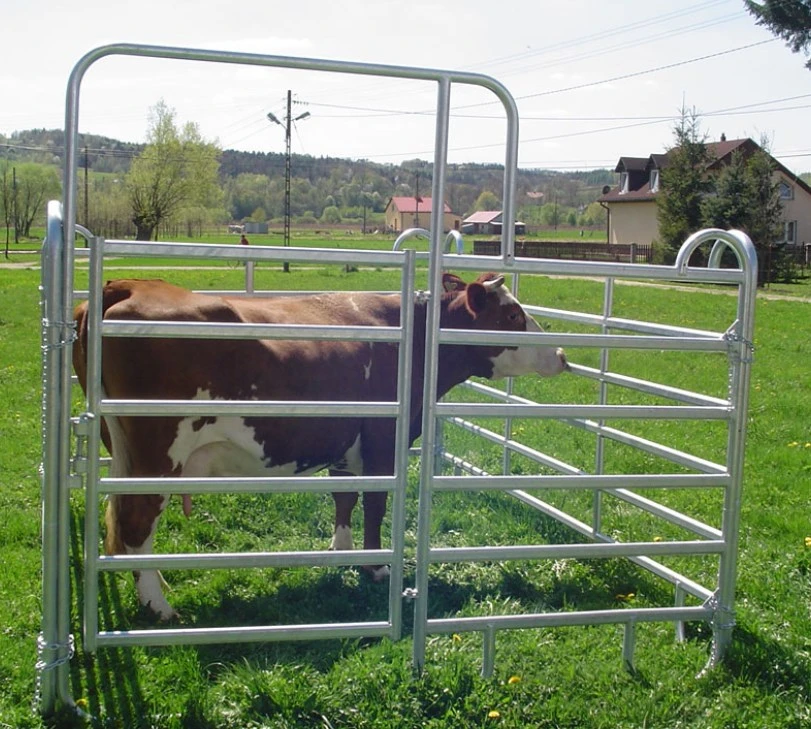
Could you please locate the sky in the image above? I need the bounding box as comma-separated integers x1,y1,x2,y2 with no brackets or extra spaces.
2,0,810,173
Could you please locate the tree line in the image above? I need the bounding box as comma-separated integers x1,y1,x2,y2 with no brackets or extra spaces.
1,107,613,244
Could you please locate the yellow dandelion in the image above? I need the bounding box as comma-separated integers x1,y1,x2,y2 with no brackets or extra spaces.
508,675,521,685
488,710,501,719
653,536,663,542
76,697,88,709
804,536,811,548
788,441,799,448
452,633,462,643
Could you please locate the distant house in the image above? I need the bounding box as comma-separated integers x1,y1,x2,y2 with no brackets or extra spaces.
384,196,461,233
461,210,526,236
598,137,811,248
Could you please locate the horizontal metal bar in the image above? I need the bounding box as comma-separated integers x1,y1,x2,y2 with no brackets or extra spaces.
95,620,392,648
562,419,728,474
100,475,396,495
429,540,725,563
101,319,402,343
426,606,712,633
99,399,398,417
606,489,723,540
97,548,393,571
102,239,408,267
569,364,729,407
446,414,728,475
527,306,724,341
436,403,731,420
432,473,730,492
440,329,728,351
505,488,715,601
440,252,747,284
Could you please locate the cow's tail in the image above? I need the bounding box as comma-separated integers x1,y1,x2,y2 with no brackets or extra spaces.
73,286,133,556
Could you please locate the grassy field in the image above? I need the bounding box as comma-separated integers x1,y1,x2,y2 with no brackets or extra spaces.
1,251,810,728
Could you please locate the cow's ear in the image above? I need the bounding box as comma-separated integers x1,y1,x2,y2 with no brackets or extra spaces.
465,282,488,314
442,273,466,292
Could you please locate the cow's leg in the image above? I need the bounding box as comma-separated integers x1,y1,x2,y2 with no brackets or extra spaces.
330,480,358,551
105,494,176,620
363,491,389,581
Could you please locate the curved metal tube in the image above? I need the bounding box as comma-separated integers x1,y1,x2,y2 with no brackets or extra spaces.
392,228,464,255
392,228,430,250
675,228,757,283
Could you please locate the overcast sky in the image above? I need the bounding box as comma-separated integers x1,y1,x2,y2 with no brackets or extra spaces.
2,0,809,172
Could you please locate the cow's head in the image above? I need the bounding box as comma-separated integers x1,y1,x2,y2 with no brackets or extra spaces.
442,272,568,378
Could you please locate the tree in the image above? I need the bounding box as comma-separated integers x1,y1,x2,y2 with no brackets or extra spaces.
700,150,752,230
472,190,500,212
0,161,61,242
126,100,221,240
656,108,713,256
745,1,811,69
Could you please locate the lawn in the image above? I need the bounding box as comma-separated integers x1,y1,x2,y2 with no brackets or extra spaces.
0,250,809,728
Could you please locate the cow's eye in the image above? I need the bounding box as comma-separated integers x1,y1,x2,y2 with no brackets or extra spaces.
508,311,520,322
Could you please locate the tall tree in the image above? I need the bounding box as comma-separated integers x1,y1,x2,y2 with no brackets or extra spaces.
700,150,752,230
656,108,713,255
1,162,61,238
126,100,221,241
744,1,811,69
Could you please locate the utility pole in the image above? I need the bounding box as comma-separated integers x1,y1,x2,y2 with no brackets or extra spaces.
12,166,18,245
268,90,310,273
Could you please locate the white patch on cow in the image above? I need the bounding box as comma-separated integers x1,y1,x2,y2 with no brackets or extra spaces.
167,388,269,476
330,524,354,551
488,286,568,379
363,360,372,381
126,497,177,620
339,434,364,476
348,295,361,313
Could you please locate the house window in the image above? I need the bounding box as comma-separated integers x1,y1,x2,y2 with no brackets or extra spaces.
779,181,794,200
784,220,797,244
649,169,659,193
619,172,629,194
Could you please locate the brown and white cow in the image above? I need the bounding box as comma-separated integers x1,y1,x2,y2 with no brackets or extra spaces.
72,273,568,619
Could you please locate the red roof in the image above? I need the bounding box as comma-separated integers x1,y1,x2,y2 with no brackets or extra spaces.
463,211,502,224
387,196,451,214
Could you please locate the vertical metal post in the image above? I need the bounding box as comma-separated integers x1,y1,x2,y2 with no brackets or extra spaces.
39,202,66,715
708,232,757,668
482,625,496,678
412,75,452,673
388,248,416,640
623,621,637,672
82,235,106,652
593,278,614,535
498,89,520,267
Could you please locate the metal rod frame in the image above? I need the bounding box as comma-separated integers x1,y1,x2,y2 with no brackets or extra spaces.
38,41,757,715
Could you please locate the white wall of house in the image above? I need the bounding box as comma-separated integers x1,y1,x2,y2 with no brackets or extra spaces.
608,201,659,246
777,173,811,247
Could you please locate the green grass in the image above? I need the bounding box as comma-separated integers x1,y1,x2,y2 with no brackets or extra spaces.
1,257,810,728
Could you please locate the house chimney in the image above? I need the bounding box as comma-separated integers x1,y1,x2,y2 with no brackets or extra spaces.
720,132,726,142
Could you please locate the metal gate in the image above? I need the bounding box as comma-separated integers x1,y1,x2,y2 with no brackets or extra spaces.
38,44,756,717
